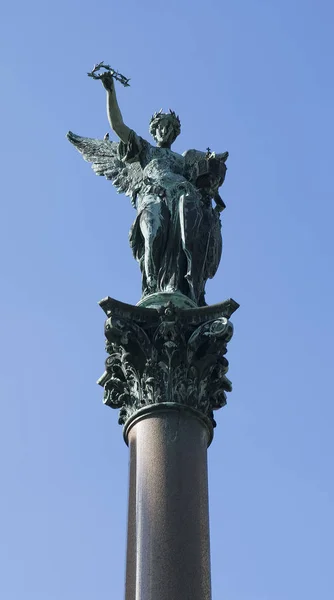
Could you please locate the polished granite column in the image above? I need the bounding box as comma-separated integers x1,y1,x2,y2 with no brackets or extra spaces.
125,408,211,600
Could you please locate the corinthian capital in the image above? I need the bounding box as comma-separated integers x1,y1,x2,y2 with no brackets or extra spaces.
97,297,239,442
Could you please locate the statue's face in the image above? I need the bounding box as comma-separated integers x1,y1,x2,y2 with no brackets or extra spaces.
154,118,176,147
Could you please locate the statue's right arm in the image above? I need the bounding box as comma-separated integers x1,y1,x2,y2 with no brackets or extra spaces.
102,73,131,144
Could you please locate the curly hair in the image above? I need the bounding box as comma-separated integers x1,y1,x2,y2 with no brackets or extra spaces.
149,109,181,142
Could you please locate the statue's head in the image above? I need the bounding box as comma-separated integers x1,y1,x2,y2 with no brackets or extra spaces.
149,109,181,147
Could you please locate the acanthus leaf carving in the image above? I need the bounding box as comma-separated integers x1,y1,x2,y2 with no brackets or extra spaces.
97,298,238,429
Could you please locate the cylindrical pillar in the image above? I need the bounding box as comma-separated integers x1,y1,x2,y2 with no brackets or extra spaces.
124,407,212,600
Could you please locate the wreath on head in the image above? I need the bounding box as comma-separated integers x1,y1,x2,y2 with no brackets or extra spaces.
149,109,181,140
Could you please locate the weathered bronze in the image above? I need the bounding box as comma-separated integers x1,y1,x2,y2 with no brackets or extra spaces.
97,297,238,434
67,64,229,307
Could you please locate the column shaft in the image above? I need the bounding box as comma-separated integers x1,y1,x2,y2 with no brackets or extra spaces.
125,409,211,600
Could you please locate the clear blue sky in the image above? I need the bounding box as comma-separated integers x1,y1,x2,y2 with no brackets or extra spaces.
1,0,334,598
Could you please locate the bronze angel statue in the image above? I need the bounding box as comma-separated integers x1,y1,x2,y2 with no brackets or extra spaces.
67,66,229,307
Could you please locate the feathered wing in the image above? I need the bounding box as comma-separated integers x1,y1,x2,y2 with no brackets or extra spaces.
66,132,143,207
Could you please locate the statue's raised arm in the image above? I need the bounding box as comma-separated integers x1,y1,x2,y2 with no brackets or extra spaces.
86,62,133,143
99,71,132,144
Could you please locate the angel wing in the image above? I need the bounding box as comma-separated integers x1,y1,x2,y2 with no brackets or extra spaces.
66,131,143,207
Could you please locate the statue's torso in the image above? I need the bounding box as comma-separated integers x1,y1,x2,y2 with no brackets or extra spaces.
143,146,184,182
137,145,196,213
